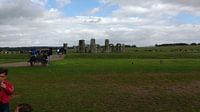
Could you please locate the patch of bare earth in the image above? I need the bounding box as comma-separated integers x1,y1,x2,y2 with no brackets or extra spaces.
89,74,157,98
162,81,200,95
89,73,200,98
144,73,200,96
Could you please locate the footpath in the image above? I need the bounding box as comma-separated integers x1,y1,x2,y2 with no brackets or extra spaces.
0,55,65,67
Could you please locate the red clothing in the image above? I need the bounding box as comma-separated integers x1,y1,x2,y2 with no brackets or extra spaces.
0,80,14,104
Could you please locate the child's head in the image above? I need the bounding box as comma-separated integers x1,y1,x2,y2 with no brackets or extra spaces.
15,104,33,112
0,68,8,81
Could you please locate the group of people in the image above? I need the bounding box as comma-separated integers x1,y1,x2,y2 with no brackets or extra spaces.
0,68,32,112
56,47,66,55
29,48,53,66
31,48,52,57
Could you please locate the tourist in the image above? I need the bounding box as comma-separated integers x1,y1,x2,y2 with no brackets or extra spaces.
0,68,14,112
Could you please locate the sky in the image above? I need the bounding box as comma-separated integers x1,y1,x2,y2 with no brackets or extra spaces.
0,0,200,47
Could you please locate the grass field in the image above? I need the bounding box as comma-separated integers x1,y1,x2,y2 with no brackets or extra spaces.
66,45,200,59
5,58,200,112
0,54,28,64
1,46,200,111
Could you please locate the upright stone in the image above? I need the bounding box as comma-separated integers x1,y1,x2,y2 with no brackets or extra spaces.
85,44,90,53
96,44,102,53
105,39,110,53
116,43,122,52
63,43,68,54
90,39,97,53
122,44,126,53
110,44,115,52
73,46,79,53
63,43,68,49
79,40,85,53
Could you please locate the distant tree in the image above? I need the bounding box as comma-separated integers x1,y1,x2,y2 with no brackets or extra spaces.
191,43,197,46
131,45,136,48
155,43,189,47
125,45,131,48
155,44,159,47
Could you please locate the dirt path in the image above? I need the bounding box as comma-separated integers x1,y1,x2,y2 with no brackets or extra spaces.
0,55,65,67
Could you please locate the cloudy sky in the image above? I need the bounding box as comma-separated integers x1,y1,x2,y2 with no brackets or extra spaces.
0,0,200,47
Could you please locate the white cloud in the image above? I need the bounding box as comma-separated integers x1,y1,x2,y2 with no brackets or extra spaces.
101,0,200,17
0,0,45,21
30,0,48,6
56,0,71,8
89,7,101,15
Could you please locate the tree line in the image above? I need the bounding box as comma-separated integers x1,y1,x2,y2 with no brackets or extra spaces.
155,43,200,47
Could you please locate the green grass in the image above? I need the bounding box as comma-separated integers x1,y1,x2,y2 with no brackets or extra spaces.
66,45,200,59
0,54,29,59
0,54,28,64
6,58,200,112
0,59,27,64
51,59,200,73
1,46,200,111
65,52,200,59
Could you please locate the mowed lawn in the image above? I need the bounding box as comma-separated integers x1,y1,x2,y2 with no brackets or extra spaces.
0,54,28,64
6,59,200,112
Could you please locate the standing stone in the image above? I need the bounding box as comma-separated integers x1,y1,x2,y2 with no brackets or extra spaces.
110,44,115,52
96,44,102,53
116,43,122,52
63,43,68,54
122,44,126,53
90,39,97,53
74,46,79,53
85,44,90,53
63,43,68,49
105,39,110,53
79,40,85,53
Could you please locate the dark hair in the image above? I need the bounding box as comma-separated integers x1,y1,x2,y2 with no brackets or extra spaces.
17,104,33,112
0,68,8,76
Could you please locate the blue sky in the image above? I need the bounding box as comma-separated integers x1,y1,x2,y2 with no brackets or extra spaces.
47,0,118,17
175,12,200,24
46,0,200,24
64,0,100,16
